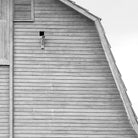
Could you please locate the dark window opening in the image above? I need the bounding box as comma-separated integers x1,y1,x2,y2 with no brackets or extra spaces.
39,31,45,36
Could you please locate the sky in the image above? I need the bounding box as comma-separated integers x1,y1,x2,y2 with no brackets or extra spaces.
73,0,138,116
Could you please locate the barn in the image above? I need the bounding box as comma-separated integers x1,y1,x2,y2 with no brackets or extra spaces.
0,0,138,138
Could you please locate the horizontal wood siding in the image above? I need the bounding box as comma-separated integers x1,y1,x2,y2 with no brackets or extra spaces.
0,66,9,138
13,0,138,138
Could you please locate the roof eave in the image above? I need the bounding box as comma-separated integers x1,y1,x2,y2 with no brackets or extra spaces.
59,0,101,22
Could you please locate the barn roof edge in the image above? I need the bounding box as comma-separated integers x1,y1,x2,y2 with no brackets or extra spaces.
59,0,101,21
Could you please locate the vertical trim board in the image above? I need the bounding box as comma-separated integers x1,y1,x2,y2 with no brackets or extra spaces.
0,0,10,65
9,0,14,138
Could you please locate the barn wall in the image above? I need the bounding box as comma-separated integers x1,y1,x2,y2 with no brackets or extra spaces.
13,0,137,138
0,66,9,138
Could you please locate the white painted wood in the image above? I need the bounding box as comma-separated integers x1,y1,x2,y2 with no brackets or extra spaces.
12,0,138,137
9,0,14,138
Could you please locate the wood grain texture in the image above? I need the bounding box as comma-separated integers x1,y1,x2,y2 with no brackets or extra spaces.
13,0,138,138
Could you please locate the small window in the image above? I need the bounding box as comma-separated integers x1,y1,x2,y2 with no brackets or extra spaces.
39,31,45,36
14,0,34,21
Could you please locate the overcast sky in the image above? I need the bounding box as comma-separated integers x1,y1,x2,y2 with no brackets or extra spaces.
74,0,138,115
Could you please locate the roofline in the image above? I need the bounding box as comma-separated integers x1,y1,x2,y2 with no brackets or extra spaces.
58,1,138,134
59,0,101,21
95,19,138,135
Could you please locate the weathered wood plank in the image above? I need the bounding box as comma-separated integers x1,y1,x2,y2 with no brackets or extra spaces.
13,0,137,137
14,28,97,33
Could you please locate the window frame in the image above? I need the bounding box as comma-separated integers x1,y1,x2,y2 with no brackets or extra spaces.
14,0,34,22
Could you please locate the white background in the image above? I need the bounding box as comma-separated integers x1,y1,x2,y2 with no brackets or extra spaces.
74,0,138,116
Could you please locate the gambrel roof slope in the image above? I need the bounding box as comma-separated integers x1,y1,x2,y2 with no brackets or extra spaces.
59,0,101,21
59,0,138,135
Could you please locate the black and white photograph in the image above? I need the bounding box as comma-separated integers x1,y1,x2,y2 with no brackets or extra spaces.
0,0,138,137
